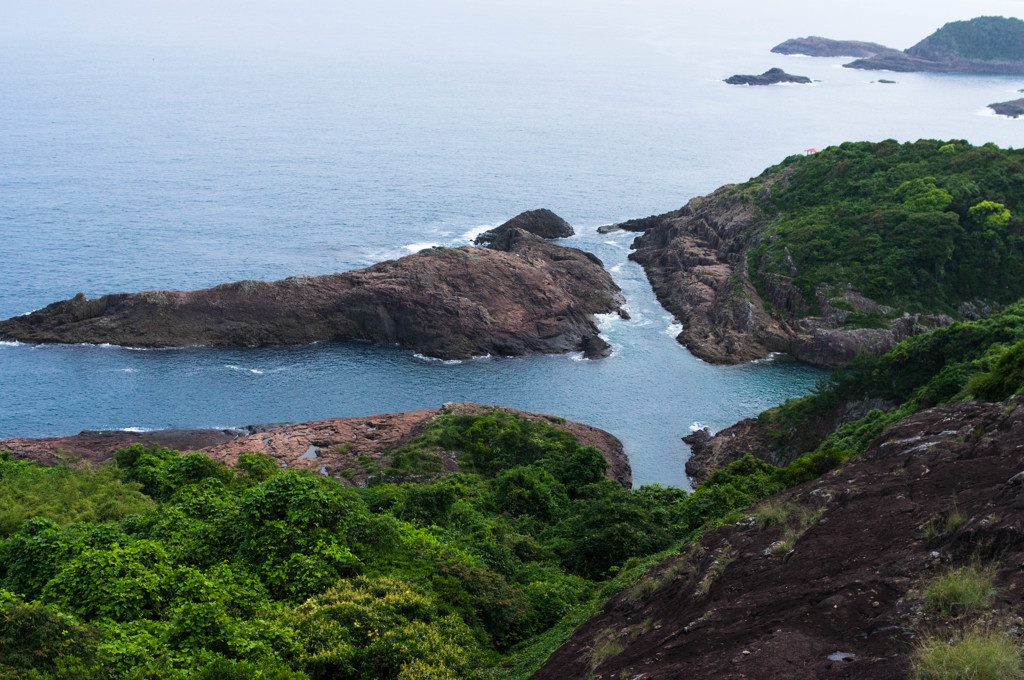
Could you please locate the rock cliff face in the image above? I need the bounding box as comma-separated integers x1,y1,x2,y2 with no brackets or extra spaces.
771,36,889,57
533,397,1024,679
475,208,574,244
0,229,623,360
0,402,633,488
623,177,949,366
724,68,811,85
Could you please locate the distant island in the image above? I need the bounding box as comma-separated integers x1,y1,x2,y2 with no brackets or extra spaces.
773,16,1024,74
771,36,888,58
724,68,811,86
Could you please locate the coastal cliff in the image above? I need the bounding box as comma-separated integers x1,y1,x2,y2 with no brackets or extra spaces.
0,222,624,360
618,139,1024,366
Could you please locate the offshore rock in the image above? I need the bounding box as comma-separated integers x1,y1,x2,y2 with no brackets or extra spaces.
474,208,574,245
771,36,889,58
989,98,1024,118
724,68,812,85
0,233,623,360
0,402,632,488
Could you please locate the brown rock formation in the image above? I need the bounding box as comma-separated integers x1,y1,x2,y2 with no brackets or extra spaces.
534,397,1024,679
474,208,574,245
624,177,949,366
771,36,890,58
0,231,623,360
0,403,632,488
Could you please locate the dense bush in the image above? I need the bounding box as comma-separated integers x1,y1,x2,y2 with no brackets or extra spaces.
746,140,1024,316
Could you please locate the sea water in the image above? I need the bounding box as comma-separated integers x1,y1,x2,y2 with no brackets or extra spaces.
1,0,1022,486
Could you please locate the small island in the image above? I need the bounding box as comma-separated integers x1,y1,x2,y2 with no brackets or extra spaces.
0,211,624,360
776,16,1024,74
724,68,811,86
989,97,1024,118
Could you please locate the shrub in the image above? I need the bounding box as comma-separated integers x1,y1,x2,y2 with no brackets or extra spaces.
923,564,996,617
913,627,1022,680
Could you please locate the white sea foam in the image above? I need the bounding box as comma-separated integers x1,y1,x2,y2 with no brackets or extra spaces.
413,353,463,365
225,364,264,374
569,352,586,361
116,368,138,373
0,340,25,347
609,263,623,273
689,421,710,433
665,322,684,337
461,224,495,242
595,311,621,330
749,352,783,365
604,240,623,247
403,242,441,253
120,426,155,433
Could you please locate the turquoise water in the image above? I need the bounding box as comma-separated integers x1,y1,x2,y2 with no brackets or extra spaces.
2,0,1022,485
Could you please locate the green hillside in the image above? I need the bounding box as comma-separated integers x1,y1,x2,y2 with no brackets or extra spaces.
747,139,1024,315
907,15,1024,62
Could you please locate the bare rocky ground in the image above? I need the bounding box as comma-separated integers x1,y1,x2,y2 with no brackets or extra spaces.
532,397,1024,679
0,402,631,488
0,224,623,360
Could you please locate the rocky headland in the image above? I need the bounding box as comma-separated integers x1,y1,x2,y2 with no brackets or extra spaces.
619,176,950,367
0,214,624,360
532,396,1024,679
771,36,889,58
778,17,1024,74
724,68,811,86
990,97,1024,118
0,402,632,488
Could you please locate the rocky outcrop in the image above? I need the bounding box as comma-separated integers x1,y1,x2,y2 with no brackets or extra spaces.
990,97,1024,118
0,230,623,360
474,208,574,245
683,397,894,484
771,36,889,58
534,397,1024,679
845,17,1024,73
0,402,632,488
724,68,811,85
625,176,950,366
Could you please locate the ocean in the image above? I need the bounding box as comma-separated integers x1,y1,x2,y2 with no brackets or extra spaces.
2,0,1022,486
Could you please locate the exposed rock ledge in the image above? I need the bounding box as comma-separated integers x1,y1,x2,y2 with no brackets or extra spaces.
622,179,950,367
0,225,623,360
0,403,632,489
724,68,811,86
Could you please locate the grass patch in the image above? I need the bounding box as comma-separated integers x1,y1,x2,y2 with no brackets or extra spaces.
588,628,624,674
912,626,1022,680
752,498,825,557
923,564,997,618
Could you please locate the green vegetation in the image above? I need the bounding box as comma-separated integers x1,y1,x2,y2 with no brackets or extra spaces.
910,16,1024,63
746,139,1024,316
0,408,831,680
912,627,1023,680
756,301,1024,472
923,565,997,617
